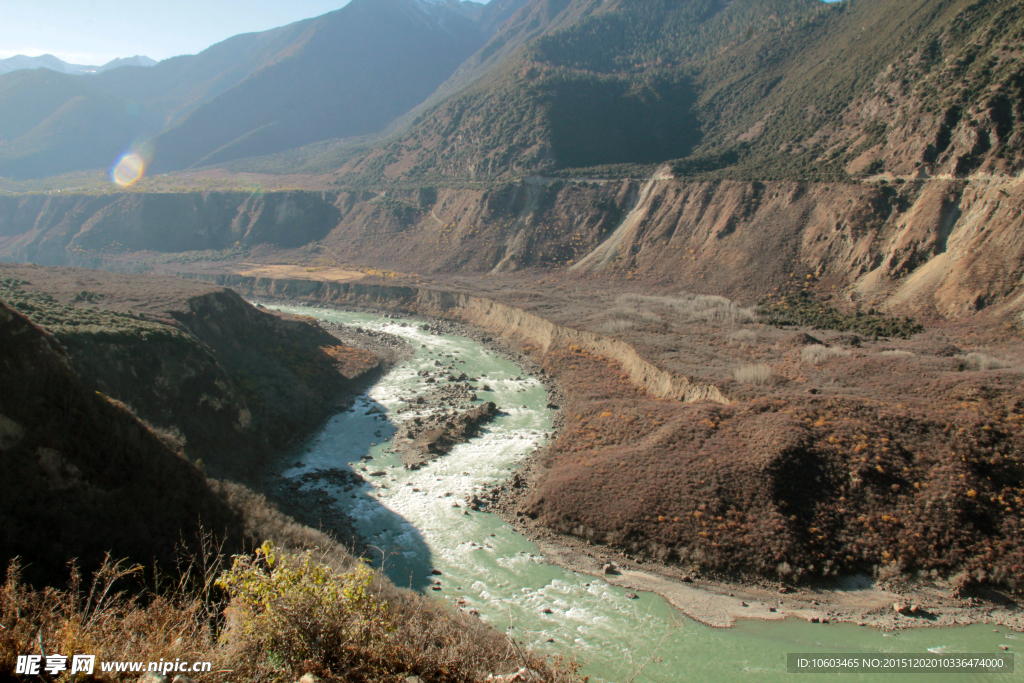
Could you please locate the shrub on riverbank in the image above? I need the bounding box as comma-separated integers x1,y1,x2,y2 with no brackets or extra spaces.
758,291,924,339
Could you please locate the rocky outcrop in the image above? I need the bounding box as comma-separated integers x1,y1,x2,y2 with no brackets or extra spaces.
404,401,498,464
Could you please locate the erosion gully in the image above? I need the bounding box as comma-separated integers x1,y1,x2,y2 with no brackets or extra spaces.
270,305,1014,683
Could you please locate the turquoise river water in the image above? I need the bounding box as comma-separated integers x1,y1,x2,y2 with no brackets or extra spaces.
271,305,1017,683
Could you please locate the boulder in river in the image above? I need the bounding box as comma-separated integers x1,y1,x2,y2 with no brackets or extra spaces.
400,402,499,467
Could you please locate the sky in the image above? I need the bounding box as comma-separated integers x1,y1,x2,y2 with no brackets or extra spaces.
0,0,466,65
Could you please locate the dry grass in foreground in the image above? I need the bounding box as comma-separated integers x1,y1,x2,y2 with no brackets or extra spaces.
0,542,582,683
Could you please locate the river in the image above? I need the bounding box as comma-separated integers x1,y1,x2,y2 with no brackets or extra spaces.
271,305,1016,683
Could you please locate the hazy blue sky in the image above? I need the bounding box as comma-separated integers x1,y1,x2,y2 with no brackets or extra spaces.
0,0,490,65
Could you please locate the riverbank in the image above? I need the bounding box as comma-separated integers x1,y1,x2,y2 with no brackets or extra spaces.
251,298,565,556
489,446,1024,634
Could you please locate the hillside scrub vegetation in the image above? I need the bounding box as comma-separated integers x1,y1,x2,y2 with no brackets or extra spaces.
0,267,379,480
520,342,1024,591
0,543,580,683
758,291,924,339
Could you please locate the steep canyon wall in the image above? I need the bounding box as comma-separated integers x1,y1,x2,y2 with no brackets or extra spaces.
1,172,1022,319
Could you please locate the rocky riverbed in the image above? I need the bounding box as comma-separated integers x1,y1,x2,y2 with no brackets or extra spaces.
258,313,413,546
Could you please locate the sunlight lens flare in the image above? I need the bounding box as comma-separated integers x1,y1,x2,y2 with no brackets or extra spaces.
110,145,153,187
111,152,145,186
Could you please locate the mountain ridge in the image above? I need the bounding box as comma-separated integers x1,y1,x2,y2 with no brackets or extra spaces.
0,53,156,76
332,0,1024,185
146,0,489,172
0,0,495,179
1,0,1022,189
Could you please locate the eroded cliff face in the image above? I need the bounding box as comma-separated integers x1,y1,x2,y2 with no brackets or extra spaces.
0,191,342,263
1,171,1023,320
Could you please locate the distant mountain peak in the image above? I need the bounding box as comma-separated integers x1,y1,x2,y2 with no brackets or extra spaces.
0,53,156,76
98,55,158,71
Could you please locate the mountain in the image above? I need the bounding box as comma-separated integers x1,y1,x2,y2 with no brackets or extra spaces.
146,0,487,172
0,0,492,179
5,0,1023,185
342,0,1024,184
0,28,305,179
0,20,338,180
0,54,156,76
0,69,157,179
92,55,158,72
343,0,834,182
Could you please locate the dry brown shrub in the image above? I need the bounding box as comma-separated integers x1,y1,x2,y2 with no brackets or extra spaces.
729,329,757,346
801,344,851,365
877,349,915,359
604,305,663,324
959,352,1006,371
733,363,773,384
596,319,638,335
617,292,756,323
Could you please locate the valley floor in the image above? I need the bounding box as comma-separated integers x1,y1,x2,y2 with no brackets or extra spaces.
107,259,1024,633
